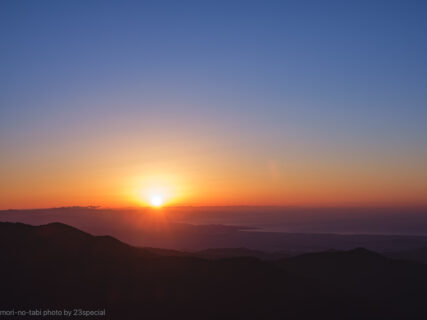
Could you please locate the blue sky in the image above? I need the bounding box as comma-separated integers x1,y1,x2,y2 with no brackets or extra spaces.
1,0,426,207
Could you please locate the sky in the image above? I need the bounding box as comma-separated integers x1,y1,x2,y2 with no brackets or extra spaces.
1,0,426,209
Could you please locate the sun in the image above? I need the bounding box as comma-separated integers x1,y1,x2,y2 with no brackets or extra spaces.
150,195,164,208
136,180,177,208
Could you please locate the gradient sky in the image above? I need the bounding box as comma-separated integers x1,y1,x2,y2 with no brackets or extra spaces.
1,0,426,209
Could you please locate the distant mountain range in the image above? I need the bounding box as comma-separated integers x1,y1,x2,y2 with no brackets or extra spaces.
3,207,427,252
2,222,427,319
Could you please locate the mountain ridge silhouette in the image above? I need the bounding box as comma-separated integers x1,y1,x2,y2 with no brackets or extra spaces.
2,222,427,319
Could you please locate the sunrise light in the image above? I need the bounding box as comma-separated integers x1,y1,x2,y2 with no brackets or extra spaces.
150,195,164,208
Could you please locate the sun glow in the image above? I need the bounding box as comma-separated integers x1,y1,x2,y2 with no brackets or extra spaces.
129,172,191,207
150,195,164,208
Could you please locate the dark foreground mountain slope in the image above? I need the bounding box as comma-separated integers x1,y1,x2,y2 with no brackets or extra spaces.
194,247,289,260
277,248,427,317
386,247,427,264
1,222,427,319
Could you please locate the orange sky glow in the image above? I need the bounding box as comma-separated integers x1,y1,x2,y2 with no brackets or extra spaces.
1,140,426,209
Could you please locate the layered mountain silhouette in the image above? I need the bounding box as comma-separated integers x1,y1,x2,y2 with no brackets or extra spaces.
2,222,427,319
4,207,427,252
